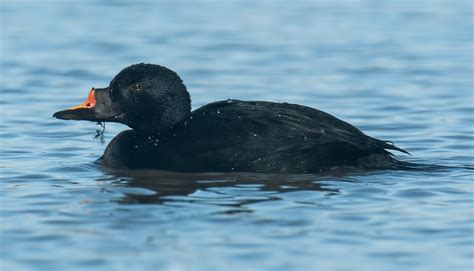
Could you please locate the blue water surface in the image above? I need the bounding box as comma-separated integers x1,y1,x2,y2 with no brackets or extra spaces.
1,1,473,270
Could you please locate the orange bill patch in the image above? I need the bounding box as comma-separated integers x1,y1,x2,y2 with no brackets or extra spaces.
68,88,97,110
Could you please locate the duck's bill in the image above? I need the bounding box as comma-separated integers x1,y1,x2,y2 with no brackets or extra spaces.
53,87,121,122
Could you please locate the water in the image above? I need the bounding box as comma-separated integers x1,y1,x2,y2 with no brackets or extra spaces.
1,1,473,270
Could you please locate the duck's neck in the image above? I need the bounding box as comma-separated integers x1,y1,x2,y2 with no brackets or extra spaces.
136,109,190,134
127,94,191,135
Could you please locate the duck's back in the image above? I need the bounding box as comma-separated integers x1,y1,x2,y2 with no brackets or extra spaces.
102,100,406,172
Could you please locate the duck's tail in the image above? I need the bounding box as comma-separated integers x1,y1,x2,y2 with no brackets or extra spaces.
381,140,410,155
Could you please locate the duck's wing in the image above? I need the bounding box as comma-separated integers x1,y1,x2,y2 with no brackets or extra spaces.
156,100,406,172
182,100,407,153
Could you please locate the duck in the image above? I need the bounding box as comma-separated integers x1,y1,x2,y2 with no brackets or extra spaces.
53,63,409,173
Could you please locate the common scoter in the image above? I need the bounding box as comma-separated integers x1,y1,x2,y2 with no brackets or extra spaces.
53,63,409,173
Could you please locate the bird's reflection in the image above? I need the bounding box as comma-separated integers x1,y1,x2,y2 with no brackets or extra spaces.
96,167,361,204
93,160,451,205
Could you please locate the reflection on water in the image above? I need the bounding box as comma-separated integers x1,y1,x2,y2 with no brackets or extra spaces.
100,164,457,205
100,168,339,204
1,0,473,270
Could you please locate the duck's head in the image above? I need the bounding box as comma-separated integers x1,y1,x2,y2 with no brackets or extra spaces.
53,63,191,134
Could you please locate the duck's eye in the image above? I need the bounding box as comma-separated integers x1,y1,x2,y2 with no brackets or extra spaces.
129,83,143,91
